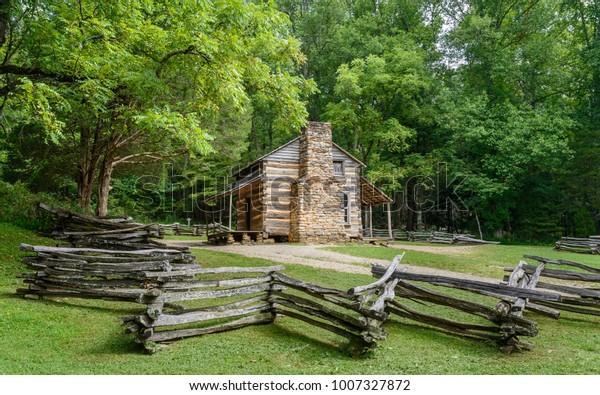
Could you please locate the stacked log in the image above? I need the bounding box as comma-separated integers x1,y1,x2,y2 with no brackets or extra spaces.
362,229,409,240
407,231,499,245
452,235,500,245
407,231,432,242
40,203,164,250
17,244,200,302
363,228,391,238
555,237,599,254
158,223,228,236
428,231,457,244
394,230,409,240
158,223,195,236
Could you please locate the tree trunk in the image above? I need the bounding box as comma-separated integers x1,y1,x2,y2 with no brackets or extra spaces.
96,157,114,217
96,130,118,217
77,121,103,211
77,178,94,211
474,209,483,240
0,0,10,49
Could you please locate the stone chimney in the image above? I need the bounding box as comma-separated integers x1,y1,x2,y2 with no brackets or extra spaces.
289,122,347,243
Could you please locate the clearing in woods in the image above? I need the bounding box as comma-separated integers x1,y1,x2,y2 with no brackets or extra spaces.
162,240,490,281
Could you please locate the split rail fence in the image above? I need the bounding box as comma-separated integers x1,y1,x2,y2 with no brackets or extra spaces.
371,253,600,352
17,244,199,302
18,204,402,355
504,255,600,317
18,243,401,355
159,223,230,237
15,204,600,355
363,229,498,245
122,256,401,353
555,237,599,254
371,265,541,352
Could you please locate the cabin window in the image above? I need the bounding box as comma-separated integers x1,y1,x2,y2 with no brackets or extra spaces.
333,161,344,175
342,193,350,223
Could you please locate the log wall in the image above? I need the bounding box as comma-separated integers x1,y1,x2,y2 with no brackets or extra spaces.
243,128,364,238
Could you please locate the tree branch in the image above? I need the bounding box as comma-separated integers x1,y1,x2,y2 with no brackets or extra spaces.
115,130,142,148
113,150,185,166
0,64,75,82
496,0,521,29
155,45,211,77
0,78,18,96
578,0,591,49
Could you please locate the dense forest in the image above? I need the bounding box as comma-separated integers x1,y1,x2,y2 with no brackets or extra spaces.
0,0,598,242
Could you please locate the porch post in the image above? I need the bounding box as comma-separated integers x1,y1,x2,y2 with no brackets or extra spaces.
369,204,373,238
205,203,209,238
387,202,393,239
219,197,223,225
228,193,233,230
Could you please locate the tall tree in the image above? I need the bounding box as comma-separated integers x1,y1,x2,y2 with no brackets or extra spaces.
0,0,312,216
439,0,576,237
562,0,600,234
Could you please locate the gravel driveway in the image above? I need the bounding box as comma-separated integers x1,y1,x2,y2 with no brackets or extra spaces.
162,240,495,282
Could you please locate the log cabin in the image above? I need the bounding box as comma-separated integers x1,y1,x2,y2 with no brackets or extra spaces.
208,122,392,243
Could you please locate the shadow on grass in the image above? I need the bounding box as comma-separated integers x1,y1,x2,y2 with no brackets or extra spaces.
383,319,503,355
0,290,141,315
87,333,147,356
266,320,363,360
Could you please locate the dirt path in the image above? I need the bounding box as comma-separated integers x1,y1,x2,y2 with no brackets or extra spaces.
161,240,495,283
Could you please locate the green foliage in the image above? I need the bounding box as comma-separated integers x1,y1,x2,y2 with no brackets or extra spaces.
0,181,82,230
439,95,573,215
2,0,600,240
0,0,313,215
570,205,598,238
323,33,438,206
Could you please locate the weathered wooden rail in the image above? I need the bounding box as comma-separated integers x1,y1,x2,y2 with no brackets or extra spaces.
18,207,599,356
371,264,540,352
40,203,165,250
371,254,600,352
120,264,281,347
502,255,600,317
401,230,499,245
17,244,200,301
158,223,229,236
555,237,599,254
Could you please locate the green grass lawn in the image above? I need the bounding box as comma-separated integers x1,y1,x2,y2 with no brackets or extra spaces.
1,223,599,374
323,242,600,279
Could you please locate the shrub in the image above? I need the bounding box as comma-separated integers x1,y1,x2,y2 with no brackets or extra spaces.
0,181,82,231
